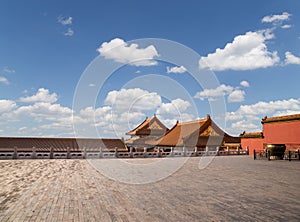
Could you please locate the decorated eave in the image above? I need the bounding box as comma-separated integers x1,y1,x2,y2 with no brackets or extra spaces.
240,131,264,139
126,115,169,137
0,137,128,152
261,114,300,124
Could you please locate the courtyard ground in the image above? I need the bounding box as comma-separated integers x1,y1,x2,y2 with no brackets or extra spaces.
0,156,299,221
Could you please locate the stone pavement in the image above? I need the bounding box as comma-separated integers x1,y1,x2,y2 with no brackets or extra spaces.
0,156,299,221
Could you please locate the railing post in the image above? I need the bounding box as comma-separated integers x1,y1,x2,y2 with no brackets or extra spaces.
50,146,53,159
67,147,70,159
216,146,219,156
253,149,256,160
267,150,271,161
237,146,240,155
99,147,102,158
206,146,209,156
183,146,186,157
13,146,17,159
194,147,198,157
114,147,118,158
170,147,174,157
288,150,291,161
143,147,147,158
227,146,229,155
298,150,300,161
32,146,36,159
246,146,249,155
129,147,133,158
83,146,87,159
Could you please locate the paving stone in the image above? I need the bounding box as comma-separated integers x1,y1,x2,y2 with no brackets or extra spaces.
0,157,299,221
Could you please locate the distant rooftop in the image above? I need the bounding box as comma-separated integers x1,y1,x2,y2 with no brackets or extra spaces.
262,114,300,124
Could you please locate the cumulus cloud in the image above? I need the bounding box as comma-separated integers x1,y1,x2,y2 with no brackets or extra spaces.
194,84,233,101
97,38,159,66
227,90,245,103
20,88,58,103
281,24,292,29
199,30,280,71
0,76,9,84
284,51,300,65
105,88,162,112
166,65,187,74
226,98,300,135
240,80,250,87
0,100,16,114
157,98,191,116
64,28,74,36
13,102,72,120
57,16,73,25
156,98,193,128
262,12,291,24
0,87,195,138
195,84,246,103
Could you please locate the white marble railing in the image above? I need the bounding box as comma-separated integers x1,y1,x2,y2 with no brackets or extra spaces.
0,149,248,160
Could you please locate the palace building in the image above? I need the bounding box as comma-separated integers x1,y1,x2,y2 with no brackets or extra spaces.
126,114,241,152
125,114,169,151
241,114,300,155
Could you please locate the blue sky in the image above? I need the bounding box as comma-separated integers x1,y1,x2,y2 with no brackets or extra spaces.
0,0,300,138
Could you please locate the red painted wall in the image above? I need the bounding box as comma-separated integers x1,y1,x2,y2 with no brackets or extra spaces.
241,138,264,155
242,120,300,155
263,121,300,146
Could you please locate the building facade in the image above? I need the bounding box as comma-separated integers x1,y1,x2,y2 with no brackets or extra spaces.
241,114,300,155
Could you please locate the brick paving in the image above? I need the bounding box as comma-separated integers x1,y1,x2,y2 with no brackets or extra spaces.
0,156,299,221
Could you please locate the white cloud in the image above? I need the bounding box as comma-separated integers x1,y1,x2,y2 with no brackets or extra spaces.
228,90,245,103
240,80,250,87
89,83,95,87
262,12,291,23
281,24,292,29
194,84,233,101
199,30,280,71
284,51,300,65
0,86,197,138
0,100,16,114
13,102,72,120
156,98,193,128
64,28,74,36
97,38,159,66
226,98,300,135
0,76,9,84
105,88,161,112
166,65,187,74
157,98,191,116
57,16,73,25
195,84,246,103
2,67,15,74
19,88,58,103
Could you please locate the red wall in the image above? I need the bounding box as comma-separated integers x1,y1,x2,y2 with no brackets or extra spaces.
241,138,264,155
263,121,300,146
